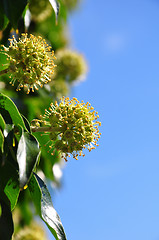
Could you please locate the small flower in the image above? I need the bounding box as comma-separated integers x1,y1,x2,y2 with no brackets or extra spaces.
54,49,87,83
36,97,101,161
2,33,56,94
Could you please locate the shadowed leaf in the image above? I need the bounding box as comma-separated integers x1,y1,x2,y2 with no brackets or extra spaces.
1,0,28,29
0,198,13,240
0,161,20,210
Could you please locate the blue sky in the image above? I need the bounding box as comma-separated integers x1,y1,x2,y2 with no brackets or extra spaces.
49,0,159,239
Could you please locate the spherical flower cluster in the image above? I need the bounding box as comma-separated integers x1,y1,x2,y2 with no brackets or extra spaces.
38,97,101,161
49,79,69,100
64,0,79,11
29,0,53,22
54,49,87,83
13,221,47,240
2,33,56,94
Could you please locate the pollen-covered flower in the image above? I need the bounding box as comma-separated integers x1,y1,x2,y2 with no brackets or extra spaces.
54,49,87,83
2,33,56,94
35,97,101,161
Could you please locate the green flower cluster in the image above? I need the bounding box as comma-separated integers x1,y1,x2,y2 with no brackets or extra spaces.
13,221,47,240
29,0,53,22
2,33,56,94
36,97,101,161
64,0,79,11
54,49,87,83
49,78,69,99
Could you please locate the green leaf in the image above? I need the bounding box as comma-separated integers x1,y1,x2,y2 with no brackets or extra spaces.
33,131,60,180
21,114,31,133
29,173,67,240
0,198,14,240
0,11,9,31
17,130,40,188
0,161,20,210
0,93,26,130
0,114,5,131
49,0,60,23
0,129,4,153
1,0,28,29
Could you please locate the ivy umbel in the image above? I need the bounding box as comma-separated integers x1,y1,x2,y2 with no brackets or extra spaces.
1,33,56,94
31,97,101,161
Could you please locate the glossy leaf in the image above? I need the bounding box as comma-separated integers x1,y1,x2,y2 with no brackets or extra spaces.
29,173,67,240
0,129,4,153
0,198,13,240
49,0,60,23
1,0,28,29
0,161,20,210
17,130,40,188
0,114,5,131
0,93,26,130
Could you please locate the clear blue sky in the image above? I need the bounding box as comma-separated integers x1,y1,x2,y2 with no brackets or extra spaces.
49,0,159,239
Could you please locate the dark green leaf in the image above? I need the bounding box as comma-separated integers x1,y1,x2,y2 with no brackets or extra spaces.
0,198,13,240
17,130,40,188
49,0,60,23
0,161,20,210
0,11,9,31
29,173,67,240
1,0,28,29
0,93,26,130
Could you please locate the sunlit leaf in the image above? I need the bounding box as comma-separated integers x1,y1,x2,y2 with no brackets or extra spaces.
0,129,4,153
0,93,26,130
0,114,5,131
17,130,40,188
29,173,67,240
49,0,60,23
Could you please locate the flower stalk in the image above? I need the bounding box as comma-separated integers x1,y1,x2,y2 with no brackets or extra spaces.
31,126,65,133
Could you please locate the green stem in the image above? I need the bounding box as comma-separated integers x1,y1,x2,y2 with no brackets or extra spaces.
0,68,10,76
31,126,64,133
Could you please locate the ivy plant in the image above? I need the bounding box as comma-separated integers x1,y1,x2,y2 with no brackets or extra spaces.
0,0,101,239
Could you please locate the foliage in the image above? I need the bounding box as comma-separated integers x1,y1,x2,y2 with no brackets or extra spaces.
0,0,100,239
